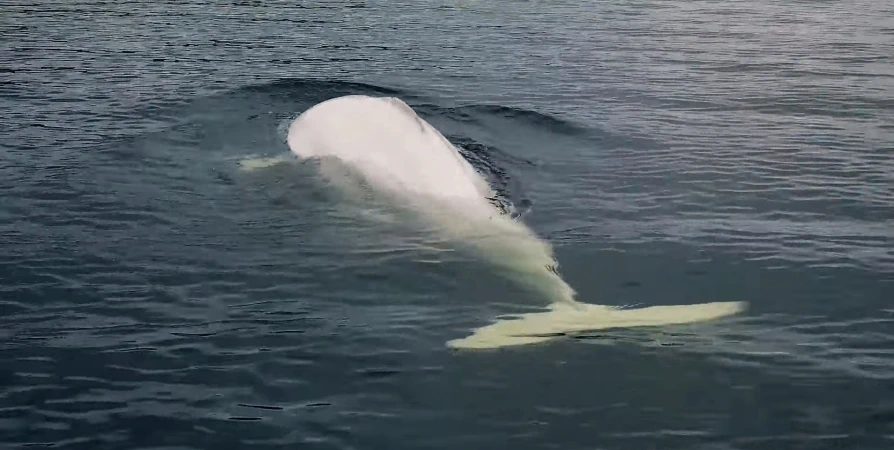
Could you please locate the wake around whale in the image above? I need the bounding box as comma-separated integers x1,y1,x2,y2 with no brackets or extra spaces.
241,95,747,350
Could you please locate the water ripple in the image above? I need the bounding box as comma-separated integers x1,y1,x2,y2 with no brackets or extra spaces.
3,0,894,449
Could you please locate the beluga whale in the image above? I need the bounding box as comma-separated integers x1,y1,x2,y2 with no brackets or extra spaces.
242,94,747,350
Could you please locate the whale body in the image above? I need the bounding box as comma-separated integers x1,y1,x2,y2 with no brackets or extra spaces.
243,94,746,349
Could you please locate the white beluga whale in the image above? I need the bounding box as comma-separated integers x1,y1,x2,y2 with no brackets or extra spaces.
242,95,747,350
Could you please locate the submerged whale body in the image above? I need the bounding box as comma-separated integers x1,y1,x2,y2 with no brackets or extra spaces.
247,94,746,349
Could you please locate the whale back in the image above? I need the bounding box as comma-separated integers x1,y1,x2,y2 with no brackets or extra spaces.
286,95,495,211
284,95,570,298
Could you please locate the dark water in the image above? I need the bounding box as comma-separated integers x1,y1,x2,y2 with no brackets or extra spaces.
2,0,894,448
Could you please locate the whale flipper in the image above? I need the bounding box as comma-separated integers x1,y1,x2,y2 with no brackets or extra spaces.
237,153,296,171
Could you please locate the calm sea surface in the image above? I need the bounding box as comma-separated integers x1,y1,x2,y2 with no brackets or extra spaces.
2,1,893,449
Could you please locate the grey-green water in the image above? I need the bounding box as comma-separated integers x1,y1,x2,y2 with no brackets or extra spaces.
2,1,893,448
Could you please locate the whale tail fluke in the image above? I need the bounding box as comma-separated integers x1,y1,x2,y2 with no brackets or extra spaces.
447,300,747,350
